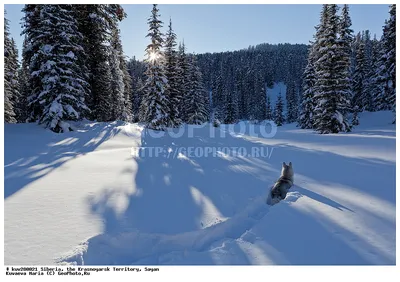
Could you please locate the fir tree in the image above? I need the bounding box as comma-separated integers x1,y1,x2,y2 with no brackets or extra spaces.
286,81,298,123
109,25,132,121
336,4,353,115
72,4,122,122
385,5,396,123
164,19,182,126
313,4,351,134
177,41,191,122
352,32,366,111
266,94,273,120
27,5,90,132
4,12,19,123
298,44,316,129
139,4,171,130
185,55,210,124
21,4,43,122
352,105,360,126
109,27,126,121
274,92,284,126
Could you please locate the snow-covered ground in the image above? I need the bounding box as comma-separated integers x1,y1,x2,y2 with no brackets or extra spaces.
4,111,395,265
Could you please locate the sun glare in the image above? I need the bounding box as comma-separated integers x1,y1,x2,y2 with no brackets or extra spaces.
149,52,158,62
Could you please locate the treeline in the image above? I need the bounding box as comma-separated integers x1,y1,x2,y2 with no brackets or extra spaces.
4,4,132,132
128,42,309,125
4,4,396,134
196,44,308,124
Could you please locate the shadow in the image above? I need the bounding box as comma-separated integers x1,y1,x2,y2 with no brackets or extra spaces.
4,121,123,199
61,120,395,265
294,186,353,212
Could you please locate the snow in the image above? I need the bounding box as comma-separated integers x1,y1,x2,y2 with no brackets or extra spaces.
4,111,395,265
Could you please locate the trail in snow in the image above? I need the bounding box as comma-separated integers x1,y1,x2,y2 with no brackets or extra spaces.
57,192,303,265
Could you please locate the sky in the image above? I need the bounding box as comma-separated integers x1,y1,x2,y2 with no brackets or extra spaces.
4,4,391,61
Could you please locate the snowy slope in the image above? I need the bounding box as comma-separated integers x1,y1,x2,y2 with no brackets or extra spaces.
4,111,395,265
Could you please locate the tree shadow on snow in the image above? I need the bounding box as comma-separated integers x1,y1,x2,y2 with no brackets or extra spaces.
4,121,123,199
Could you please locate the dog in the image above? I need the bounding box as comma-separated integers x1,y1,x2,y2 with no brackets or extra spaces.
268,162,294,204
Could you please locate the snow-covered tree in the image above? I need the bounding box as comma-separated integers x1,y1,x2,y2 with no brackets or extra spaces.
298,44,316,129
72,4,125,122
385,5,396,123
266,94,273,120
177,41,191,122
336,4,353,115
185,55,209,124
286,81,298,123
313,4,351,134
139,4,171,130
164,19,182,126
27,5,90,132
4,12,19,123
274,92,284,126
109,26,132,121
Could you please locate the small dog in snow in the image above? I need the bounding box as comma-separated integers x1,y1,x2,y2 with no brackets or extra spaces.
267,162,294,205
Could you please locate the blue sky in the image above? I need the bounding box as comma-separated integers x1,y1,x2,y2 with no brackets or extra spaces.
5,4,391,61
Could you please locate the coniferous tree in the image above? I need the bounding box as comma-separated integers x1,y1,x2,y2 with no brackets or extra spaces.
363,30,375,111
4,12,19,123
164,19,182,126
253,71,267,121
385,5,396,123
109,26,132,122
109,27,125,121
26,5,89,132
72,4,122,122
298,44,317,129
185,55,209,124
266,94,273,120
17,37,30,123
139,4,170,130
177,41,191,122
274,92,284,126
352,32,366,111
313,4,351,133
286,81,298,123
336,4,353,116
21,4,43,122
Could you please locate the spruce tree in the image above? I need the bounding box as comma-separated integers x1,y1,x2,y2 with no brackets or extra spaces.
313,4,351,134
27,5,90,132
385,5,396,123
72,5,115,122
139,4,171,130
266,94,273,120
177,41,191,122
4,12,19,123
352,32,366,111
336,4,353,115
286,81,298,123
109,27,125,121
164,19,182,126
21,4,43,122
185,55,210,124
108,25,132,122
298,44,316,129
274,92,284,126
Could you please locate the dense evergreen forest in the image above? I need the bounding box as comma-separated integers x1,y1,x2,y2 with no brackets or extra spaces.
4,4,396,134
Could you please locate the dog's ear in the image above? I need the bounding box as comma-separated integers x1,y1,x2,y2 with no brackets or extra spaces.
289,162,292,167
283,162,286,167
